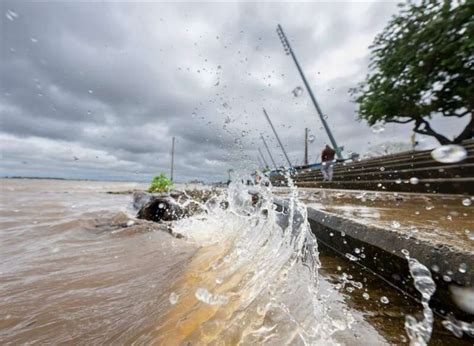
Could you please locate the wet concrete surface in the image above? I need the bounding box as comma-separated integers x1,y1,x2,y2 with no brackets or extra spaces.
274,187,473,254
269,187,474,339
318,246,471,345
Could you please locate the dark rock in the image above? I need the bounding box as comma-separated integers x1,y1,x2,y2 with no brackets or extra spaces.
133,190,208,222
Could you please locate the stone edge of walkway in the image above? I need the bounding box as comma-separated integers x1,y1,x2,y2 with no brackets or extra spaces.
272,195,474,321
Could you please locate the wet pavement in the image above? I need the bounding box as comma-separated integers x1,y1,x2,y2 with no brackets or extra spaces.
318,247,471,345
274,187,474,254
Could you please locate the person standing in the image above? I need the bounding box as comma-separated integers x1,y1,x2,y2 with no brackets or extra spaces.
321,144,336,181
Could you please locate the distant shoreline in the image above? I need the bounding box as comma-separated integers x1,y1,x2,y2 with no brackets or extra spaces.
1,176,140,183
1,176,221,185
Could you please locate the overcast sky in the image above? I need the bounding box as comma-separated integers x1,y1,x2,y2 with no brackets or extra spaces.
1,1,469,182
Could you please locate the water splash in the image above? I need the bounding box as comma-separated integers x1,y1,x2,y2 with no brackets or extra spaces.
404,257,436,346
292,86,303,97
431,145,467,163
371,123,385,133
154,172,343,344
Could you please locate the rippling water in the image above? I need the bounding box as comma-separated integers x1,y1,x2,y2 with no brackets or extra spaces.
1,178,466,345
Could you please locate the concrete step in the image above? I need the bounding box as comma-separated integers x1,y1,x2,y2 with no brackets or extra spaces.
296,156,474,179
295,177,474,194
295,163,474,182
340,141,474,168
309,142,474,173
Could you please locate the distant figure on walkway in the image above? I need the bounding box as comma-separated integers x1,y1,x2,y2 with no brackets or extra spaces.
321,144,336,181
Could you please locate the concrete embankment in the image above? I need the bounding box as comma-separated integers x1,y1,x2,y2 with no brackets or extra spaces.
289,139,474,194
271,190,474,323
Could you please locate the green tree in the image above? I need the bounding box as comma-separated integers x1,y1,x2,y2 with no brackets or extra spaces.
352,0,473,144
148,173,173,193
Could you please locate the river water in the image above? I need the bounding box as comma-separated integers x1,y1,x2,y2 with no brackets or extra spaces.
0,178,468,345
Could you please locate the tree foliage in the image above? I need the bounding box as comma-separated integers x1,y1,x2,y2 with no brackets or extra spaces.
148,173,173,193
352,0,473,144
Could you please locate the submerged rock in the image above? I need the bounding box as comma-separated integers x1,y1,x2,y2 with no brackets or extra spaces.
133,189,218,222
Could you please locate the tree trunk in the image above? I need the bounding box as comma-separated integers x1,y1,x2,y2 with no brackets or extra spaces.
413,118,452,145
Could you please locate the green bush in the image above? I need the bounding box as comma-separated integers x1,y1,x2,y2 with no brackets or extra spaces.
148,173,173,193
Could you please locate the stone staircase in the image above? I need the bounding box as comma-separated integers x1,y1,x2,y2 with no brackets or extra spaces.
290,140,474,195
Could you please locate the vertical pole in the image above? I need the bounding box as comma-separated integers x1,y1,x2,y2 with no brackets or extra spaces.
277,24,343,160
256,156,264,169
258,147,269,168
170,136,175,182
304,128,309,166
261,134,278,170
262,108,292,168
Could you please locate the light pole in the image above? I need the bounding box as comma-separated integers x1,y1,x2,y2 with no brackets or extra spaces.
256,155,264,169
170,136,175,182
276,24,343,160
304,128,309,165
258,147,269,169
262,108,292,168
260,134,278,170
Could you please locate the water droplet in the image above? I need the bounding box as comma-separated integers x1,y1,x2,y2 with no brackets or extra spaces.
401,249,410,257
462,198,471,206
458,263,467,273
292,86,303,97
363,292,370,300
405,258,436,343
409,177,419,185
345,253,359,261
169,292,179,305
443,275,452,282
432,144,468,164
395,178,402,184
380,167,385,171
308,134,315,143
30,37,38,43
391,221,401,229
431,264,440,272
195,288,228,305
354,248,361,254
371,123,385,133
380,296,389,304
158,203,165,209
5,9,19,21
88,89,93,94
449,286,474,314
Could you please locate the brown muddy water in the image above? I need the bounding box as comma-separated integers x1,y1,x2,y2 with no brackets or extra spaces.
0,179,469,345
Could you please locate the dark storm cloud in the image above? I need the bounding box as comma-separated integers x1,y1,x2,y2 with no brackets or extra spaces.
5,1,456,182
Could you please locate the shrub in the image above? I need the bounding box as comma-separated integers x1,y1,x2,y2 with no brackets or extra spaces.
148,173,173,193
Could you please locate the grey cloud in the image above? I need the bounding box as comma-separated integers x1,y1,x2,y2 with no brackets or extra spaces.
3,1,439,183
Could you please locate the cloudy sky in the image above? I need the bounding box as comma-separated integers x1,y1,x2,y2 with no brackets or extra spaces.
1,1,469,182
